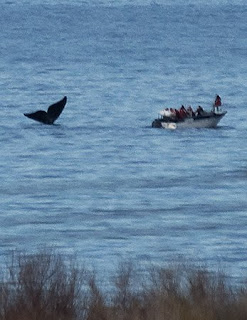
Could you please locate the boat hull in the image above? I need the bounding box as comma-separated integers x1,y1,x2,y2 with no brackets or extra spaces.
152,112,226,129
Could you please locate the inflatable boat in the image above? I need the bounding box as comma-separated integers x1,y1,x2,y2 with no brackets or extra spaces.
152,105,227,130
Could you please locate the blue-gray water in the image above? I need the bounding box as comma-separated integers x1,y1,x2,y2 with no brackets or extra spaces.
1,1,247,280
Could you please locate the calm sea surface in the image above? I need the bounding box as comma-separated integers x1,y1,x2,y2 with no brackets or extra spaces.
0,0,247,280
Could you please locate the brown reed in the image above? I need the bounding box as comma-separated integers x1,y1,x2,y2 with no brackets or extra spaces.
0,251,246,320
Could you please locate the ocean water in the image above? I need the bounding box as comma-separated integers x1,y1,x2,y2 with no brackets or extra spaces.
0,1,247,280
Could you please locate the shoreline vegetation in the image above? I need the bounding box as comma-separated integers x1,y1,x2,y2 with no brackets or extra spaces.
0,251,246,320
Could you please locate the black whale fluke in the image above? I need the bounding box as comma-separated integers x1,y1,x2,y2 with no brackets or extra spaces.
24,96,67,124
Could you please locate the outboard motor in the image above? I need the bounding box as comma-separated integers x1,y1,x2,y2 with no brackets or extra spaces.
152,119,162,128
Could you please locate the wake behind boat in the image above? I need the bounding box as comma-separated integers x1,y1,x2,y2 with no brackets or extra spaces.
152,96,227,129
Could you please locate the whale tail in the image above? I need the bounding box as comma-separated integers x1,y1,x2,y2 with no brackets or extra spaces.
24,96,67,124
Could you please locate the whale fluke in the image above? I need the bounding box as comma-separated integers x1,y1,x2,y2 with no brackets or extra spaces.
24,96,67,124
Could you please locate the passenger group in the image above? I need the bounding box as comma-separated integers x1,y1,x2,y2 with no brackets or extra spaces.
161,95,222,120
161,105,205,120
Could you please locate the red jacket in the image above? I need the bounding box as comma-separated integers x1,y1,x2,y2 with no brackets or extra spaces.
215,96,221,106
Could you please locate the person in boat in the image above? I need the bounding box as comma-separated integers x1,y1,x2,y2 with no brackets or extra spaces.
186,106,195,117
196,105,204,116
169,108,176,118
214,95,222,107
213,95,222,113
160,108,176,120
179,105,187,119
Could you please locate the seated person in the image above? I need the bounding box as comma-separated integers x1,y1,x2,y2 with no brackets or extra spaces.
196,106,204,116
179,105,187,119
186,106,195,117
160,108,176,119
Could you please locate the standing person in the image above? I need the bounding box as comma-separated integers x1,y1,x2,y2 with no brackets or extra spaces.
213,95,222,113
214,95,221,106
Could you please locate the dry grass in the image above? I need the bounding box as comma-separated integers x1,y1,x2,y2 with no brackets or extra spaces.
0,251,246,320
